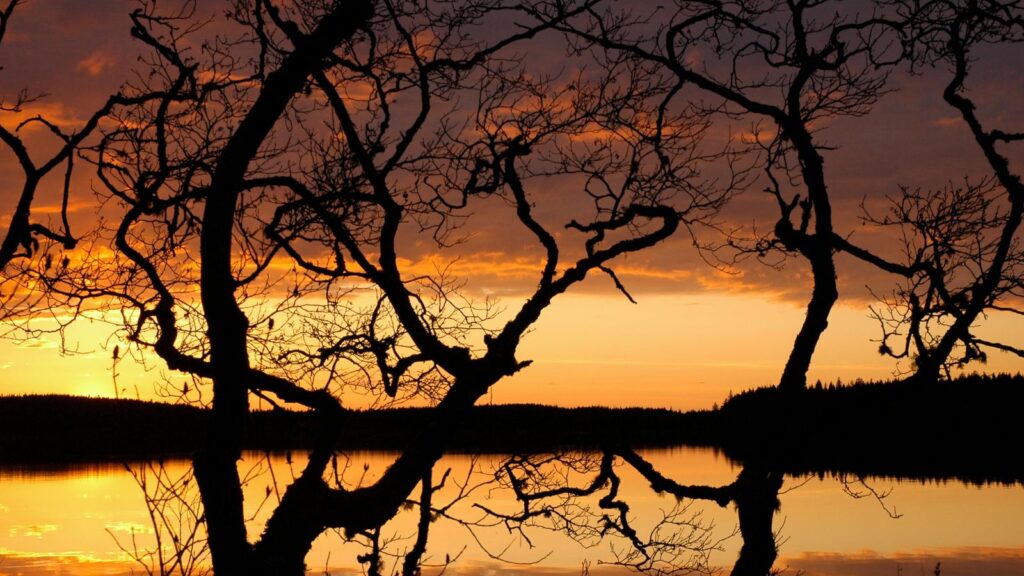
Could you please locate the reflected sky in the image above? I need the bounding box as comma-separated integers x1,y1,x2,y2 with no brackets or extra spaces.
1,449,1023,575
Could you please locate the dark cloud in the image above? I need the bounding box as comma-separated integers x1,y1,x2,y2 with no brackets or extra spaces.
1,1,1020,311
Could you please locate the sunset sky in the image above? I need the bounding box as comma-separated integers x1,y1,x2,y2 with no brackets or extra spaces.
3,3,1024,576
1,0,1023,410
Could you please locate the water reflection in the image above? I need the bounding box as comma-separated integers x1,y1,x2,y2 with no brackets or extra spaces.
1,449,1023,575
0,461,143,481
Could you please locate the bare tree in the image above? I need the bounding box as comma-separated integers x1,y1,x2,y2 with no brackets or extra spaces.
482,450,783,576
0,0,193,329
537,0,904,390
0,1,78,273
0,2,83,323
110,462,211,576
864,179,1024,378
43,1,725,573
863,0,1024,380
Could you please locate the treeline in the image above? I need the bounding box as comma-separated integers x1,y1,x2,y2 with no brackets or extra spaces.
3,374,1023,485
0,395,207,462
0,395,706,462
712,373,1024,485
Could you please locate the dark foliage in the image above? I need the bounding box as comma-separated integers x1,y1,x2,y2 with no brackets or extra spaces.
717,373,1024,485
0,395,205,462
0,396,706,461
5,373,1024,486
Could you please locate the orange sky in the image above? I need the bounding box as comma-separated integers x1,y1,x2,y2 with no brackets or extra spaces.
2,290,1023,411
1,1,1023,410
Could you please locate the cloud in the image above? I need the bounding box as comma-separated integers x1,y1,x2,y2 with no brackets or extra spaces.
0,101,83,132
30,200,94,215
931,116,963,128
75,51,115,77
8,524,58,538
779,546,1024,576
0,551,134,576
15,337,58,350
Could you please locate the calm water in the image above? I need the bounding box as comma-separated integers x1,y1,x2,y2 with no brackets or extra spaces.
1,448,1023,575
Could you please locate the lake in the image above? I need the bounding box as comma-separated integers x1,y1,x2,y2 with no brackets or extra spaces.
1,448,1022,575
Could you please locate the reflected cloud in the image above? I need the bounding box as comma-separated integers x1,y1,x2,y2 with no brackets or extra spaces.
15,337,57,350
324,559,636,576
102,522,149,535
8,524,58,538
0,552,132,576
781,546,1024,576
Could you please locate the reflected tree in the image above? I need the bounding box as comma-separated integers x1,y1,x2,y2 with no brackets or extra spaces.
7,1,1023,573
348,462,481,576
112,462,211,576
484,450,784,576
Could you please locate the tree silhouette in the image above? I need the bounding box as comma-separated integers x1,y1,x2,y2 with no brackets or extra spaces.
0,0,93,318
0,1,79,273
537,0,905,390
0,0,189,324
111,462,211,576
863,0,1024,380
484,449,785,576
42,1,725,573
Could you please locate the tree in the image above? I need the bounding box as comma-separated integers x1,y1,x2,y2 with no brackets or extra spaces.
0,1,89,310
0,0,180,324
44,1,724,573
111,462,211,576
865,0,1024,380
485,450,785,576
539,0,904,390
0,0,79,271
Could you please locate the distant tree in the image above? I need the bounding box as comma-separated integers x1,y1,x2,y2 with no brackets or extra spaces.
539,0,904,390
43,1,725,573
863,0,1024,380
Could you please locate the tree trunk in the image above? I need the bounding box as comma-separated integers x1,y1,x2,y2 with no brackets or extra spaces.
778,130,838,392
193,439,250,573
192,4,373,573
778,243,838,391
730,467,784,576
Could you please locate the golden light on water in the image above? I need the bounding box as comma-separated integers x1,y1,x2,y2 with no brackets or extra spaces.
1,452,1024,575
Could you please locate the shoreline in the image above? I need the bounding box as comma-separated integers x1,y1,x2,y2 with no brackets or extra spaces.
2,373,1021,484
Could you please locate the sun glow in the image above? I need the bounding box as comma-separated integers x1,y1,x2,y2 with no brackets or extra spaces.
2,289,1023,410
